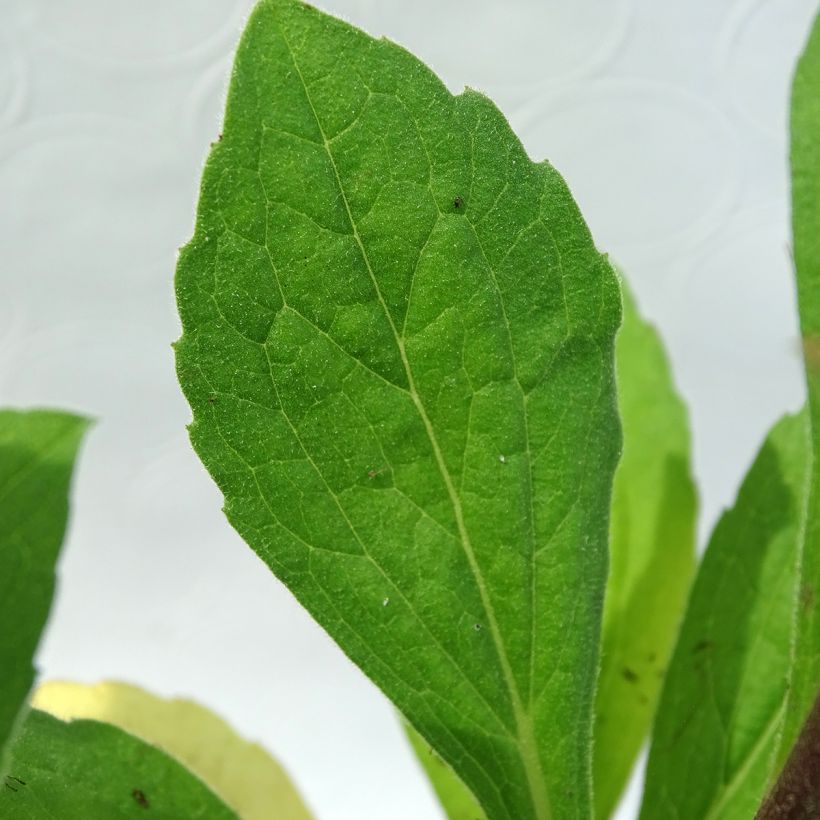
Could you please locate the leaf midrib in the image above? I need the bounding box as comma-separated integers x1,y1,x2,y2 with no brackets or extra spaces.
273,13,551,820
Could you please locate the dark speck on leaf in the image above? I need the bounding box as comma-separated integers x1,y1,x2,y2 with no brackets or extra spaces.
622,666,638,683
453,195,464,211
692,639,714,654
132,788,150,809
474,623,482,631
207,395,218,404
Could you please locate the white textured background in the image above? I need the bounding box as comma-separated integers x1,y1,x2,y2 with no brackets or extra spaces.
2,1,818,817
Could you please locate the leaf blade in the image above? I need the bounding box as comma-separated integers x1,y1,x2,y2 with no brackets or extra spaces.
593,284,697,817
779,5,820,767
0,408,89,774
639,411,809,819
175,1,622,817
0,709,237,819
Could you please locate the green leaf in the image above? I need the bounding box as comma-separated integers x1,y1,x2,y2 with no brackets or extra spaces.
0,709,237,818
405,722,485,820
639,411,809,819
778,6,820,767
0,408,88,774
32,680,312,820
174,1,622,817
592,284,697,818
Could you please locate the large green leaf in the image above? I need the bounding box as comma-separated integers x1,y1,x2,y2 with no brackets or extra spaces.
592,284,697,818
174,1,621,817
0,709,237,818
639,411,809,819
778,6,820,766
32,680,312,820
0,409,88,774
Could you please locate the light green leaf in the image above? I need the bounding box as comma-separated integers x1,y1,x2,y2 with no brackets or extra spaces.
593,283,697,818
639,411,809,819
405,722,485,820
32,680,312,820
174,1,622,817
0,409,88,775
778,6,820,767
0,709,237,818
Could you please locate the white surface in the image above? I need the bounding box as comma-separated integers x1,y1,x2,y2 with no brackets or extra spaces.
1,1,817,818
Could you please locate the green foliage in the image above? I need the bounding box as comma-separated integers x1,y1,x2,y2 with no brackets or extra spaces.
0,709,237,819
174,0,621,817
0,409,88,774
640,411,808,818
779,7,820,766
592,284,697,817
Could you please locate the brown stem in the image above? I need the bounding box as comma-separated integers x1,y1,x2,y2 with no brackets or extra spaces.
757,693,820,819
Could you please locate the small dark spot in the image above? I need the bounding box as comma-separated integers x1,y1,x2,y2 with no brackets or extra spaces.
453,195,464,211
207,395,218,404
132,789,150,809
3,776,25,792
217,132,223,142
473,623,482,631
622,666,638,683
692,639,714,654
647,651,657,663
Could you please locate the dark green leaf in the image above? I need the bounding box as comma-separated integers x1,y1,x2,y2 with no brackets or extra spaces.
0,709,237,819
593,284,697,818
640,411,809,819
0,409,88,774
174,1,622,817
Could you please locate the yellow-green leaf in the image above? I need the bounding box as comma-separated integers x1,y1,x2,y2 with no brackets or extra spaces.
593,283,697,817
